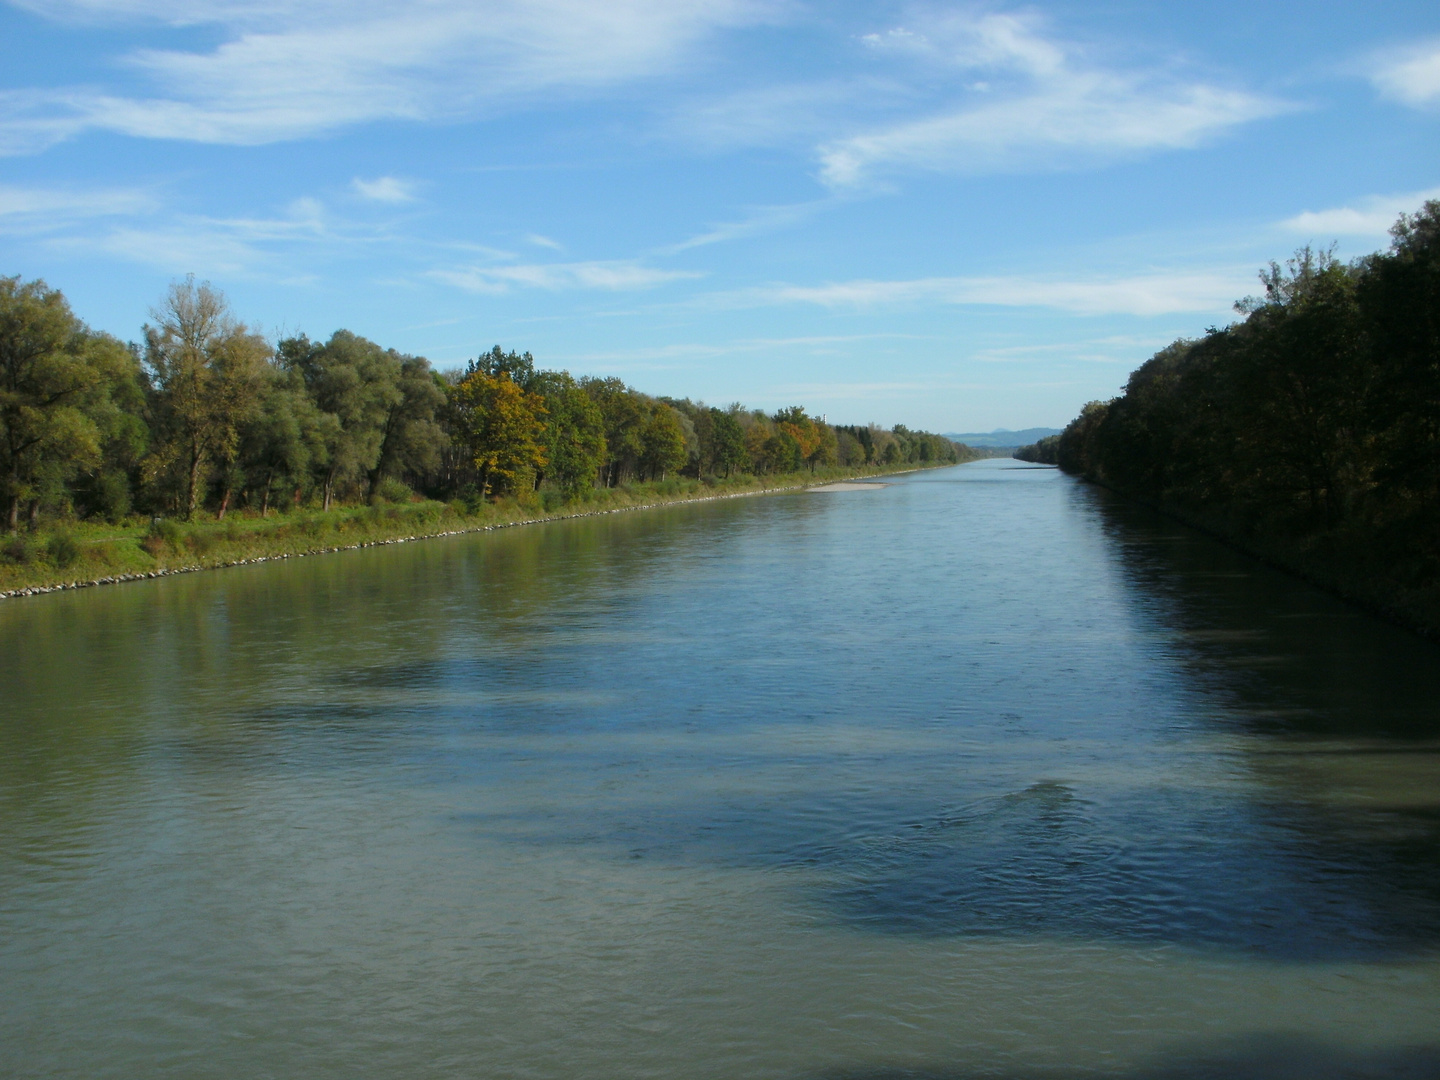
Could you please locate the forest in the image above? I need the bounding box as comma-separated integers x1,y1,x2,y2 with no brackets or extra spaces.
1,276,965,550
1025,201,1440,633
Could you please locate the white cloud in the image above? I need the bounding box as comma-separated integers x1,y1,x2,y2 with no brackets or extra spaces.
714,269,1250,317
352,176,419,203
525,233,564,251
665,80,882,152
43,199,338,275
1279,187,1440,238
0,0,783,152
0,182,156,222
429,260,701,293
819,13,1284,186
658,200,828,253
1371,40,1440,107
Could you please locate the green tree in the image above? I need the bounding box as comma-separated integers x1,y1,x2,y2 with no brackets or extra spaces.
240,365,326,515
0,276,139,530
707,407,748,477
581,376,648,486
639,403,687,480
370,353,446,492
1360,200,1440,516
532,370,606,498
142,277,270,519
279,330,403,510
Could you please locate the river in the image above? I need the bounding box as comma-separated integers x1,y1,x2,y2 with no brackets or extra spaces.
3,457,1439,1078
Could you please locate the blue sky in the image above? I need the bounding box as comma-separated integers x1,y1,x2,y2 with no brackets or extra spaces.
2,0,1437,431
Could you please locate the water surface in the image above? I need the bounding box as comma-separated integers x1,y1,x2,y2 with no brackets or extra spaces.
4,459,1440,1078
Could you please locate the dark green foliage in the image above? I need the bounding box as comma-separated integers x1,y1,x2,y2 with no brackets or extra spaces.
3,534,35,563
1014,434,1059,463
1054,201,1440,631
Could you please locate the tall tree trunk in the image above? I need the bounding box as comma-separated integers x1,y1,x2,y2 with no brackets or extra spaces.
261,471,273,517
323,469,335,511
6,492,17,533
217,486,231,520
186,443,203,520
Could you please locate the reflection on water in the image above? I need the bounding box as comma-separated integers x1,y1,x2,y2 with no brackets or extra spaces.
2,458,1439,1079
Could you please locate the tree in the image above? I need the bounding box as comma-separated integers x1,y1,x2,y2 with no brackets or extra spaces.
240,365,326,516
143,278,269,519
370,353,446,492
0,277,138,530
639,403,686,480
773,406,823,470
581,376,648,486
532,370,606,498
470,345,537,389
449,368,547,498
707,407,748,477
1361,200,1440,516
761,430,803,473
279,330,403,510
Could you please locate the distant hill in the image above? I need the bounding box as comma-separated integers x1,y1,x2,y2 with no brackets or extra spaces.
944,427,1063,448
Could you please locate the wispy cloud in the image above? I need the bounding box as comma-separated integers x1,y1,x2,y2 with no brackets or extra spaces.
1279,186,1440,239
0,182,157,225
1370,39,1440,108
525,233,564,251
712,269,1250,317
818,12,1284,186
970,335,1173,365
42,198,345,275
657,200,830,253
429,260,701,293
1,0,784,153
352,176,419,202
664,80,887,152
551,332,929,366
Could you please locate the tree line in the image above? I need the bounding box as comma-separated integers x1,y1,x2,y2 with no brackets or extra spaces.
1,276,967,531
1029,201,1440,626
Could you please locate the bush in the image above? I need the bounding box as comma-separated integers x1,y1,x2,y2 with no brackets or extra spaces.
541,490,566,512
3,536,36,564
145,518,183,556
46,532,81,568
371,477,413,504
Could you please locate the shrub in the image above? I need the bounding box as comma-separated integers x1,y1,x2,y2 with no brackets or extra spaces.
3,536,35,564
146,518,183,555
372,477,412,504
46,532,81,568
541,490,565,512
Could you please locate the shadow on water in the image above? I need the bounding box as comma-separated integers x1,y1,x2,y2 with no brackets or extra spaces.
803,1034,1440,1080
794,479,1440,959
1077,484,1440,737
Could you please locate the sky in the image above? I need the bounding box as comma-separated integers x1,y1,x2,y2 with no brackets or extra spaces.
2,1,1438,432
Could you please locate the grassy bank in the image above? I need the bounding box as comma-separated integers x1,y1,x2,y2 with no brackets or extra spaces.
0,462,935,598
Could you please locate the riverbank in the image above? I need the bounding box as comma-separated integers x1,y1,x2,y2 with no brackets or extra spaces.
0,463,940,599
